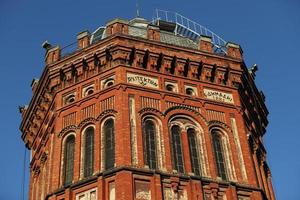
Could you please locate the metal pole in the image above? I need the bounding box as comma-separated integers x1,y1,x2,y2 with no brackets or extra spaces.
136,0,140,17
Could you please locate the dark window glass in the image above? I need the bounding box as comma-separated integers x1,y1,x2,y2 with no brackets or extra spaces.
104,79,114,88
85,88,94,96
106,81,114,87
143,120,157,169
166,84,174,92
65,95,75,105
171,125,184,173
84,127,94,177
187,128,200,175
104,119,115,169
212,131,227,180
186,88,195,95
64,135,75,185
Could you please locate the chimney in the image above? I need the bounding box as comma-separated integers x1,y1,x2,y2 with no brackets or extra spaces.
43,41,61,65
77,30,90,49
148,24,160,41
199,35,213,53
31,78,39,93
226,42,243,59
106,18,129,36
18,105,28,118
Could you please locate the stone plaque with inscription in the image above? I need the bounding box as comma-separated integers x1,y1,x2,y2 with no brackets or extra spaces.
204,88,234,104
127,73,159,89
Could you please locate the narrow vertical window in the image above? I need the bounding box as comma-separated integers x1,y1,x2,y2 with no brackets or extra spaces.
143,120,157,169
104,119,115,170
64,135,75,185
84,127,94,177
171,125,184,173
212,130,227,180
187,128,200,175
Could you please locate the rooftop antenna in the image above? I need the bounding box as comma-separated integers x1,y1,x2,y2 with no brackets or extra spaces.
136,0,140,17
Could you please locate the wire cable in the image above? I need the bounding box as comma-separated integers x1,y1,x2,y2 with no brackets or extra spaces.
21,147,27,200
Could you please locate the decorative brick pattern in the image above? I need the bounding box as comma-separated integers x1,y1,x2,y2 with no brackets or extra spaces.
100,96,115,112
166,101,200,113
140,96,160,110
62,112,77,128
81,104,96,120
20,16,275,200
206,110,226,123
134,180,151,200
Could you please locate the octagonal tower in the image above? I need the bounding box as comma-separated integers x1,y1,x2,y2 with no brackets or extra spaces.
20,14,275,200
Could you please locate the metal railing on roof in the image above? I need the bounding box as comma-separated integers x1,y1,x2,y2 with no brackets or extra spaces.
61,41,78,58
153,9,227,54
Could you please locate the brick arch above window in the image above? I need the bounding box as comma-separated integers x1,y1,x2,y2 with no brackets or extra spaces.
96,110,118,122
78,118,97,129
61,132,76,145
138,108,163,116
59,126,77,138
141,112,163,122
164,109,208,129
208,120,233,134
58,111,118,137
168,115,203,132
168,114,211,177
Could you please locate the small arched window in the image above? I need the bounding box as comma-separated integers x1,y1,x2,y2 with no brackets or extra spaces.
64,135,75,185
171,125,184,173
84,87,94,97
104,79,114,89
143,120,157,169
65,94,75,105
104,119,115,170
186,88,195,96
166,84,175,92
84,127,94,177
187,128,200,175
211,130,227,180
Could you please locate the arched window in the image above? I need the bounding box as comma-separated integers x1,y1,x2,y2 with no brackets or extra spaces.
166,84,175,92
187,128,200,175
64,135,75,185
211,130,227,180
171,125,184,173
83,86,94,97
103,79,114,89
84,127,94,177
64,94,75,105
143,120,157,169
185,88,195,96
104,119,115,170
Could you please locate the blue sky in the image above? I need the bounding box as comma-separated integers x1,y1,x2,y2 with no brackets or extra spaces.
0,0,299,199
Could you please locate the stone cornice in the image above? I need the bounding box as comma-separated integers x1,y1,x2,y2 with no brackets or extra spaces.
20,35,267,150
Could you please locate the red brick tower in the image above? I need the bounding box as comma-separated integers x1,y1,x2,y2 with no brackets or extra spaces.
20,13,275,200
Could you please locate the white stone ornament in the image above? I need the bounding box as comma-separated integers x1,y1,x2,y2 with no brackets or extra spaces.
204,89,234,104
127,73,159,88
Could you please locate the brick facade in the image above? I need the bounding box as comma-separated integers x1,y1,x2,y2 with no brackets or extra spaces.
20,17,275,200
